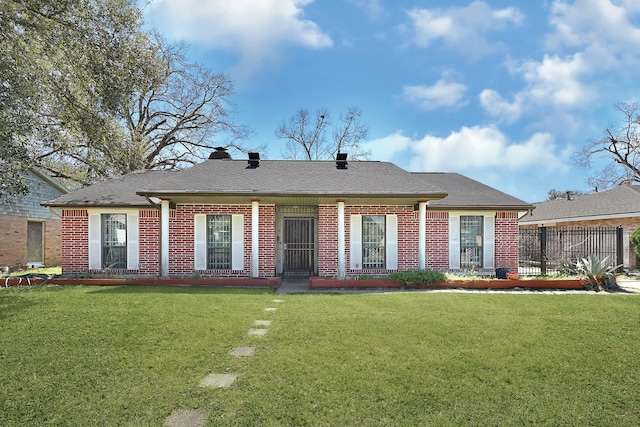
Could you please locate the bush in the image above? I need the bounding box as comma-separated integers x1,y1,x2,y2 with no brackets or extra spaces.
631,228,640,259
386,269,447,287
576,254,622,292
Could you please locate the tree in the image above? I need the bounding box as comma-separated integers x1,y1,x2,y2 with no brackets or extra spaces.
546,189,585,201
276,107,370,160
574,102,640,190
2,1,252,192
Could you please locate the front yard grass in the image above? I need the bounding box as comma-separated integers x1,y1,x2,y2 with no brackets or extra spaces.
1,285,639,426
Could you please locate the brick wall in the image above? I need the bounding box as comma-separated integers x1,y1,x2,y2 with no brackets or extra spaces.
318,205,339,277
139,209,161,274
61,209,89,273
426,211,449,271
0,215,27,266
495,211,519,271
170,204,276,277
44,218,62,265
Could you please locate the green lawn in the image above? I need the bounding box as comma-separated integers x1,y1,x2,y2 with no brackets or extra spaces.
1,286,639,426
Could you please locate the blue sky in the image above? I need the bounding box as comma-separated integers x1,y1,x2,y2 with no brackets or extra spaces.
143,0,640,203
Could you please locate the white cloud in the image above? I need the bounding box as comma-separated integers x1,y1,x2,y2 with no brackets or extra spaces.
145,0,332,70
402,78,467,110
480,53,595,122
406,1,524,56
407,126,565,173
364,126,567,176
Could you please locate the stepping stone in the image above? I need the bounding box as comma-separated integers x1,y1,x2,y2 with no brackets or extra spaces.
199,373,237,389
164,409,207,427
272,299,285,303
230,346,255,357
248,328,268,336
253,320,272,327
264,307,277,312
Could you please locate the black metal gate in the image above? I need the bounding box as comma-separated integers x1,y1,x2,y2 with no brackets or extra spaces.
283,217,315,273
519,226,623,276
276,206,318,276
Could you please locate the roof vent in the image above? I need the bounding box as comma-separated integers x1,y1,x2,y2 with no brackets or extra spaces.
336,152,348,169
209,146,232,159
248,152,260,168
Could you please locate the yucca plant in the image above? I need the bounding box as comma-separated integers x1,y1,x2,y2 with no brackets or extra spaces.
575,255,622,292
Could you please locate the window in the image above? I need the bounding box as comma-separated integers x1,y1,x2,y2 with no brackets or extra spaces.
101,214,127,268
460,215,483,268
207,215,232,269
362,215,386,269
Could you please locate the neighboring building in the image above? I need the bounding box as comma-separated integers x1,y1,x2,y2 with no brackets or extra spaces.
519,185,640,268
42,149,531,278
1,170,68,269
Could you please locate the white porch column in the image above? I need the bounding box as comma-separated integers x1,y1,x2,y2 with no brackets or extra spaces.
337,200,346,279
160,199,170,277
418,200,427,270
251,199,259,278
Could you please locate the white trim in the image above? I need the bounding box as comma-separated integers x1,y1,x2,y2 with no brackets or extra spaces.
449,215,460,269
483,214,495,269
386,214,398,270
88,214,101,270
337,201,346,279
126,213,139,270
418,201,427,270
251,201,259,277
193,214,207,270
232,214,244,270
160,200,170,277
350,215,362,270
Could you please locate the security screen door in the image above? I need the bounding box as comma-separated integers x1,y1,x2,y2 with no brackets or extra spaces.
283,217,315,275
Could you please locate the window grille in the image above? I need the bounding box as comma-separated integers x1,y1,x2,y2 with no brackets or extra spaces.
101,214,127,268
207,215,232,269
460,215,483,268
362,215,385,269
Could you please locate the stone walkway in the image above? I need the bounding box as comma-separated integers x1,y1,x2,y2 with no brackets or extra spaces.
164,298,285,427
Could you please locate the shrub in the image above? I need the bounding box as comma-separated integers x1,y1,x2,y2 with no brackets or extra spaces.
631,228,640,259
575,255,622,292
386,269,446,287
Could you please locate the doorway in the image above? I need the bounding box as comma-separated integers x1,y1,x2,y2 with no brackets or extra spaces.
276,206,318,276
27,221,44,266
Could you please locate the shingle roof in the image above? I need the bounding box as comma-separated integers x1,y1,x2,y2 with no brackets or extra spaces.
136,160,445,196
42,159,531,210
519,185,640,224
42,170,174,207
414,172,531,209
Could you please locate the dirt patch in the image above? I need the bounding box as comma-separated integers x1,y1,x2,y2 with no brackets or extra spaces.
199,373,237,388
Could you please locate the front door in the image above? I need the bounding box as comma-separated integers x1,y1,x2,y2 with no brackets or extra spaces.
283,217,315,275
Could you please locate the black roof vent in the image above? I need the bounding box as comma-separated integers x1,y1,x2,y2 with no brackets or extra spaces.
336,152,348,169
248,152,260,168
209,146,232,159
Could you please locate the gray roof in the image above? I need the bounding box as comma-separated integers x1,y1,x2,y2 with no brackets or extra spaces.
414,172,531,209
42,170,175,207
42,159,531,209
519,185,640,224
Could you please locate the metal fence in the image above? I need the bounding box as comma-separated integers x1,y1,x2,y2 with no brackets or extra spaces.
518,226,623,276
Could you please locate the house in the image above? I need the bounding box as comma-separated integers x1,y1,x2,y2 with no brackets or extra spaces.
519,185,640,268
42,149,531,279
1,169,68,270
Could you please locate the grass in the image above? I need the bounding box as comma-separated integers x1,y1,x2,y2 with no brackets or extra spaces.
1,286,639,426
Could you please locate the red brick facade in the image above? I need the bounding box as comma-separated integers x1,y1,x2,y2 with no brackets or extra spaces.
60,204,521,278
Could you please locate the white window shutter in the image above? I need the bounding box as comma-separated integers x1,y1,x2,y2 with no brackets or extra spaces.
88,214,101,270
386,214,398,270
231,214,244,271
194,214,207,270
126,213,139,270
350,215,362,270
449,215,460,269
483,215,495,269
